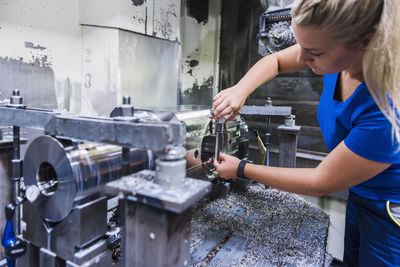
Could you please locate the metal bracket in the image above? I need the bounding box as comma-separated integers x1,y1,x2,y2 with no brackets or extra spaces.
0,106,186,152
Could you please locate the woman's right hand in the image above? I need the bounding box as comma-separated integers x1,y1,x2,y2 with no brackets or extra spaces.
212,85,247,121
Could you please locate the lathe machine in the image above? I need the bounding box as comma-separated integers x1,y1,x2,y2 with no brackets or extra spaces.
0,90,299,267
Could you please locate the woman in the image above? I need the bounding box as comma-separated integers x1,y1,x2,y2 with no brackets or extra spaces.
212,0,400,265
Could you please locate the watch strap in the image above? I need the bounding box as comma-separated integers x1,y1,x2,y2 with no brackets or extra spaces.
237,160,248,179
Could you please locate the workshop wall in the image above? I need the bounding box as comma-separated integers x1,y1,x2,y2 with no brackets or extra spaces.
0,0,183,117
179,0,222,106
0,0,82,112
80,0,181,114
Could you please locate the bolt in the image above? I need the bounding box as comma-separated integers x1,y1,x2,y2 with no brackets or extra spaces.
149,232,155,240
13,89,20,96
8,89,25,107
108,221,117,231
123,96,131,105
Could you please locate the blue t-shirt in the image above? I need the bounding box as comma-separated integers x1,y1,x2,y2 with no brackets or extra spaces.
318,73,400,203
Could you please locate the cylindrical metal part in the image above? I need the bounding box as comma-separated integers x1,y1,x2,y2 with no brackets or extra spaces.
155,159,186,186
23,136,152,222
122,147,131,176
12,126,20,235
122,96,131,105
13,126,20,160
214,124,222,162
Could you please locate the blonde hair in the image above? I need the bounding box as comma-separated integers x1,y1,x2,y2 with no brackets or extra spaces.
292,0,400,146
363,0,400,147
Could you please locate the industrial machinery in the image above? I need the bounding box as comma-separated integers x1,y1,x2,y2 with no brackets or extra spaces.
182,109,249,179
0,90,255,267
258,0,296,56
0,88,299,266
0,90,211,267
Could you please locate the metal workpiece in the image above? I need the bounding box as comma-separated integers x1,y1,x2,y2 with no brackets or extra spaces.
175,109,212,121
155,159,186,186
106,170,211,214
134,109,179,123
23,135,152,222
0,105,186,152
155,146,187,186
240,105,292,116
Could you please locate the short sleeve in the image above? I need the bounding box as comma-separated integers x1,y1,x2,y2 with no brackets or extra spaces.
344,108,400,164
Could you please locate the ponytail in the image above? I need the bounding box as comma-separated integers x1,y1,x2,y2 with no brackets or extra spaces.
363,0,400,146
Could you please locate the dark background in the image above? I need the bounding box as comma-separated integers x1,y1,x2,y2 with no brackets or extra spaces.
219,0,328,167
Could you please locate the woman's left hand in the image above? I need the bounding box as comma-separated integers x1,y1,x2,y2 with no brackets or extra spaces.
214,153,241,179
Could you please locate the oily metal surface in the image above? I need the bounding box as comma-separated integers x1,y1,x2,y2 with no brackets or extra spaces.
106,170,211,213
23,135,151,222
191,183,330,266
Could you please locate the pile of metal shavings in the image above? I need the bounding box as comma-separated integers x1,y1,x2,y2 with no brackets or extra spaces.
190,183,330,267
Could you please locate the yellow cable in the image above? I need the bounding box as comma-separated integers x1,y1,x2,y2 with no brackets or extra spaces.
257,135,266,165
386,201,400,227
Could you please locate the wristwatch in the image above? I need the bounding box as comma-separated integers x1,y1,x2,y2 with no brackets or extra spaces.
236,160,248,180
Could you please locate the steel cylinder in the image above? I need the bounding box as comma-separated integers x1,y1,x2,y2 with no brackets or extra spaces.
23,135,152,222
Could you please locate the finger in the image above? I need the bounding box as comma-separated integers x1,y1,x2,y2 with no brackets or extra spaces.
218,153,227,161
214,101,229,117
213,91,227,102
214,161,220,171
212,97,224,110
217,106,233,120
226,110,239,122
213,93,222,102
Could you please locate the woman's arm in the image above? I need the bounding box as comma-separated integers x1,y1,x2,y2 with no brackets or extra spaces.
214,141,391,196
213,44,308,121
